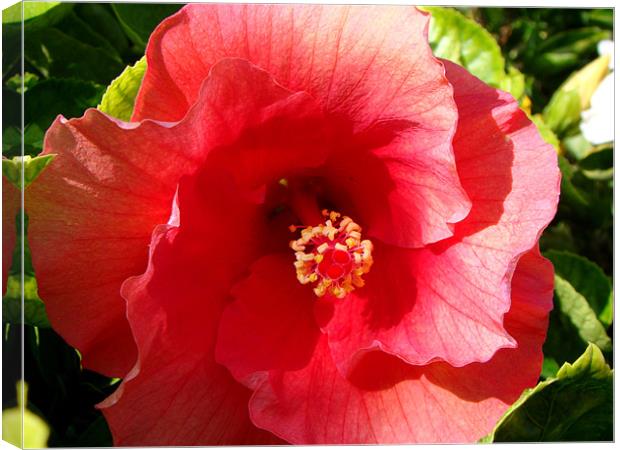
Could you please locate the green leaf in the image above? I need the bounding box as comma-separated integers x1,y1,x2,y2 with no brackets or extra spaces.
562,132,594,160
579,147,613,180
539,221,578,255
543,272,611,367
3,275,49,329
557,154,591,214
25,78,105,131
75,3,129,56
2,1,71,26
112,3,182,50
25,27,124,84
3,87,20,129
21,325,116,447
543,87,582,137
3,124,46,158
554,275,611,352
499,65,526,102
2,155,55,190
2,381,50,448
485,344,612,442
541,357,560,379
543,55,611,137
55,11,120,58
545,250,612,327
98,57,147,121
2,126,21,155
555,154,612,230
2,212,50,328
423,6,506,88
70,415,113,447
581,9,613,29
5,78,104,157
529,113,560,152
5,72,40,94
531,28,611,76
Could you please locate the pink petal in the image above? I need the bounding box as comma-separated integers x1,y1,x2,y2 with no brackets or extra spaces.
101,81,331,442
101,162,287,444
323,60,560,373
27,58,327,377
249,248,553,443
216,253,320,389
134,4,471,247
100,223,281,445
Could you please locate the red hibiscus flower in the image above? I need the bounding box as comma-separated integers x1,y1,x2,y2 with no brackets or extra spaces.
15,4,559,444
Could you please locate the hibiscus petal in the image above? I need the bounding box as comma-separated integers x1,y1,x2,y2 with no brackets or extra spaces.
27,58,328,377
134,4,471,247
100,163,287,445
249,248,553,443
216,253,320,389
322,127,471,248
100,228,280,445
323,60,560,372
135,5,452,129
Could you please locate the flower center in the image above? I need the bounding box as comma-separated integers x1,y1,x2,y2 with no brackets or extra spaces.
290,210,373,299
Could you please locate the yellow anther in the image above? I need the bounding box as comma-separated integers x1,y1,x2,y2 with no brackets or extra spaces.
289,210,374,299
317,243,329,254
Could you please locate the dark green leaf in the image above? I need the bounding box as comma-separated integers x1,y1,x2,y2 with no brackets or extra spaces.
556,154,612,230
539,221,579,255
551,275,611,352
3,124,48,158
545,250,612,327
530,28,610,76
75,4,129,56
70,416,113,447
581,9,613,29
54,11,120,58
2,212,50,328
2,88,20,129
578,147,613,180
112,3,182,50
2,126,21,155
485,344,612,442
25,27,124,84
98,57,146,121
25,78,105,131
557,154,591,214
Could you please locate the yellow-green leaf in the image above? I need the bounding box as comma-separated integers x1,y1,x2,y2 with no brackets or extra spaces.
2,155,55,190
98,57,146,121
423,6,505,88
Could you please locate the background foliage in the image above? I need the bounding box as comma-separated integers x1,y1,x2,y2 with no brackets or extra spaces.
2,3,614,445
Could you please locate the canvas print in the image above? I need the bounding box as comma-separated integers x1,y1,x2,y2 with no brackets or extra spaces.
1,1,614,446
